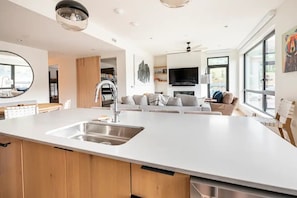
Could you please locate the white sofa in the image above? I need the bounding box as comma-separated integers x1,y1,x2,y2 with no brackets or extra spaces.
118,94,212,114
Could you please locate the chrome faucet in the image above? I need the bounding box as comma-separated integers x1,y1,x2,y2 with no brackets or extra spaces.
95,80,120,123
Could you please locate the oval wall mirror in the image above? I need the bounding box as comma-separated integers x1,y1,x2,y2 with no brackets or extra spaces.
0,51,34,98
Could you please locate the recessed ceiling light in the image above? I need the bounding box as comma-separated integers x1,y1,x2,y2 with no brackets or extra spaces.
224,25,229,28
113,8,124,14
130,22,139,27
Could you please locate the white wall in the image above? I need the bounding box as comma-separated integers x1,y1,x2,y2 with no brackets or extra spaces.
166,52,202,97
125,50,154,96
275,0,297,103
274,0,297,138
48,54,77,108
0,40,49,104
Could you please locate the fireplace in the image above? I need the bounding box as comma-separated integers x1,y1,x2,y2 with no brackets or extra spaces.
174,91,195,97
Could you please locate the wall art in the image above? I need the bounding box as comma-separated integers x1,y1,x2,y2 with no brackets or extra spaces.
134,55,150,85
283,25,297,72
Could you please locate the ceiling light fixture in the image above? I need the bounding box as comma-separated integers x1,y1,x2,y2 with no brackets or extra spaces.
160,0,190,8
55,0,89,31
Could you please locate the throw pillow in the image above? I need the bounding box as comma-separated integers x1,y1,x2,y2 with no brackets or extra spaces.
176,94,199,106
147,94,169,106
167,97,182,106
223,92,234,104
133,95,148,105
147,94,160,106
121,96,135,105
212,91,223,103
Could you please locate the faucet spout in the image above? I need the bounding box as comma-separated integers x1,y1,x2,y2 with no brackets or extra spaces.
95,80,119,123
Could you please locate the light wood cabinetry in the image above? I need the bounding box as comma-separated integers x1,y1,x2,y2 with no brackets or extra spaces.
77,56,101,108
22,141,131,198
22,141,67,198
131,164,190,198
2,137,189,198
65,151,92,198
91,155,131,197
66,151,131,198
0,136,23,198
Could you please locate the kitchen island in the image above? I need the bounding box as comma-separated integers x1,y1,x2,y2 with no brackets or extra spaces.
0,108,297,197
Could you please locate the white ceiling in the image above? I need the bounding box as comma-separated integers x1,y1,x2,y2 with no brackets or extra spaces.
0,0,285,57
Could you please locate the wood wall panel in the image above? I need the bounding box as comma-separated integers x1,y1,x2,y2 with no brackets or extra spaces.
77,56,101,108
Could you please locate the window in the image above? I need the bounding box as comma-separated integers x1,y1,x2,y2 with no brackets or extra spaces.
244,31,275,116
207,56,229,97
0,64,33,90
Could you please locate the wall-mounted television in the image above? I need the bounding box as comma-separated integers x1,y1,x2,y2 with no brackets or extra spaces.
169,67,198,86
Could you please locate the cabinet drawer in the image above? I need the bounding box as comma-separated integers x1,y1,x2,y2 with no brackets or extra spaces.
0,135,20,145
131,164,190,198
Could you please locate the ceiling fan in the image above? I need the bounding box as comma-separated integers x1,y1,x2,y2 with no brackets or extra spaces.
167,42,206,55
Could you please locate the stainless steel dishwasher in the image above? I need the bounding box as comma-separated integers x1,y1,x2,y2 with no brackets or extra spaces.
190,177,296,198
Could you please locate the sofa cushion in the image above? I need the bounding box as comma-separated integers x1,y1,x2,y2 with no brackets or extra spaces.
133,95,148,105
223,92,234,104
176,94,199,106
147,94,169,106
121,96,136,105
212,91,223,103
166,97,182,106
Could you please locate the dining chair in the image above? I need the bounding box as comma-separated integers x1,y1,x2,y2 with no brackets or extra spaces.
255,98,296,146
4,105,38,119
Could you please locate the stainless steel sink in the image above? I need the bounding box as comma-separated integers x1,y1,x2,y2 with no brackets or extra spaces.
47,121,144,145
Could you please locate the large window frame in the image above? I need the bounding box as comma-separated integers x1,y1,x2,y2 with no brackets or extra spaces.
207,56,229,97
244,31,275,116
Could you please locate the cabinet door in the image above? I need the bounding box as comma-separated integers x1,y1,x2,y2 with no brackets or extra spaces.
22,141,67,198
77,56,101,108
91,155,131,198
0,136,23,198
131,164,190,198
66,151,92,198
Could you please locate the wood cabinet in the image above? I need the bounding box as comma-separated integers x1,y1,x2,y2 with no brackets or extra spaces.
131,164,190,198
22,141,131,198
77,56,101,108
22,141,67,198
0,136,23,198
91,155,131,197
65,151,131,198
3,138,189,198
65,151,92,198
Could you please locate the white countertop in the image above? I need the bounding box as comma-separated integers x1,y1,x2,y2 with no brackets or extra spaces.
0,108,297,196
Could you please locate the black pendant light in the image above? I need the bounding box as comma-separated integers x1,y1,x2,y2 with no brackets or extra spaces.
55,0,89,31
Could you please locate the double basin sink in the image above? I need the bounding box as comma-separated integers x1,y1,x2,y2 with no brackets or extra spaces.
47,121,144,145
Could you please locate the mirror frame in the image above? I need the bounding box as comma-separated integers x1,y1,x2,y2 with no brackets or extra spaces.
0,50,34,98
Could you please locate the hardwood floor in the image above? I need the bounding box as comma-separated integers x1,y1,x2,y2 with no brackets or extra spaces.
232,108,245,116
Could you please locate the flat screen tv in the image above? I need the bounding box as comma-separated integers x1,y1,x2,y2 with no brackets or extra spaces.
169,67,198,86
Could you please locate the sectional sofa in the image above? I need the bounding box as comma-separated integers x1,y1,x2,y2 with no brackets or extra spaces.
119,93,213,114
